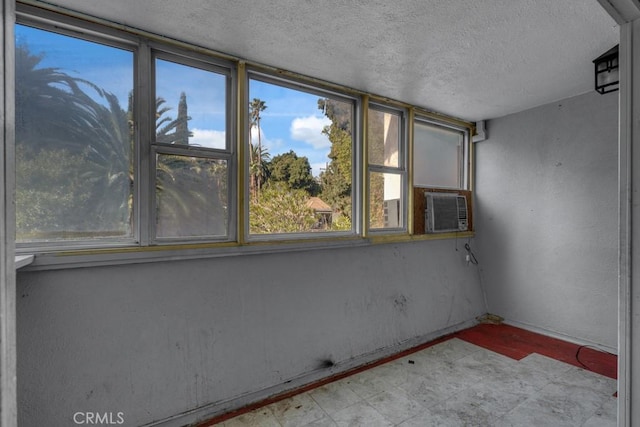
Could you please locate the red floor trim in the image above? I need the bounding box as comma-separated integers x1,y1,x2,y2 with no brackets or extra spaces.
454,323,617,379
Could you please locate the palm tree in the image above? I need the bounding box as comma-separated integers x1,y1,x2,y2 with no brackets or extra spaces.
249,98,267,195
155,94,193,144
249,144,270,193
15,44,132,238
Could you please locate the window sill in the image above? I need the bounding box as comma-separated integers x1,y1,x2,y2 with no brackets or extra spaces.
17,238,370,271
15,254,35,269
16,231,475,271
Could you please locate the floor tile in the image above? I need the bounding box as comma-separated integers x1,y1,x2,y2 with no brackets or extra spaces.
446,383,529,420
395,408,450,427
554,365,617,398
364,386,424,424
309,381,362,415
395,358,472,408
496,382,604,427
298,415,339,427
518,353,574,378
267,393,327,427
222,407,282,427
329,401,394,427
339,368,395,400
419,337,483,362
216,329,618,427
582,396,617,427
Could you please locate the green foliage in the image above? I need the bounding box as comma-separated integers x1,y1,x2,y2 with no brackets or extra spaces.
330,213,352,231
15,44,132,239
156,93,193,145
15,146,129,239
156,155,228,237
369,172,385,228
367,109,386,166
268,150,319,195
250,182,317,234
318,98,353,220
15,43,211,241
249,98,268,195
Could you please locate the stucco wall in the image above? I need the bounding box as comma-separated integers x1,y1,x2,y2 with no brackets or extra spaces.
17,240,485,426
474,91,619,350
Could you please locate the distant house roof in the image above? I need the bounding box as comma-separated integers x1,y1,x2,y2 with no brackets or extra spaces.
306,197,332,213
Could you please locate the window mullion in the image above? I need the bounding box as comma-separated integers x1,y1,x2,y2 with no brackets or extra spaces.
237,61,248,244
137,41,153,246
361,95,370,238
407,108,415,235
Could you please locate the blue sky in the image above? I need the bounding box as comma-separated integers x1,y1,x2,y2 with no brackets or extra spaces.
249,79,334,177
16,24,340,176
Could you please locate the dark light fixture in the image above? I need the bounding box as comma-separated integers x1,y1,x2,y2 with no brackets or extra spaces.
593,44,619,94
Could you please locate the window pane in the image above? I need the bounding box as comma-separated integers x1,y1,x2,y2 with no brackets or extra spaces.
15,25,134,242
155,59,227,149
248,78,353,234
155,154,228,238
369,172,403,229
414,122,464,188
368,109,400,167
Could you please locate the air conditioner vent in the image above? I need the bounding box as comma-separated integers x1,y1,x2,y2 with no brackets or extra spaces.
425,192,468,233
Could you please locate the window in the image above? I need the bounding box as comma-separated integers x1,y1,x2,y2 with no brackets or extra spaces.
15,23,135,244
247,73,355,237
15,9,235,250
153,56,232,241
413,118,469,189
14,5,474,258
367,104,406,231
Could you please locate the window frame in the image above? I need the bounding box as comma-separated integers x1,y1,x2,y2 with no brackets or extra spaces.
14,10,141,251
12,3,475,266
149,48,236,244
244,69,361,241
366,102,408,234
413,115,471,191
14,6,238,251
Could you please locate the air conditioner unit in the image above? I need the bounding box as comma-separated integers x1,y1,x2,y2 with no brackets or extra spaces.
425,192,468,233
383,198,400,228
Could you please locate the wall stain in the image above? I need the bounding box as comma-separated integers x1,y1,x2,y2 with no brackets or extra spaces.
393,294,408,315
317,358,335,369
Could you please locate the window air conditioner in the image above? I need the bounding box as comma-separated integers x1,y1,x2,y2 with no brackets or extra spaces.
425,192,468,233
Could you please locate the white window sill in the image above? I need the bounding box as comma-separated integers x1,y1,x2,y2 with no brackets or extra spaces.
15,254,35,269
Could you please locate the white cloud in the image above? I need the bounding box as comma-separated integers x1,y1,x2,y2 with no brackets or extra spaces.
311,162,328,178
249,127,283,153
290,115,331,150
190,129,226,150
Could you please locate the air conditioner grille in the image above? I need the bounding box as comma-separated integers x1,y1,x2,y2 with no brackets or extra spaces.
425,192,468,233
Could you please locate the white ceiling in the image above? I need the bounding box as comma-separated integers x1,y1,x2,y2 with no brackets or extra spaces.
46,0,618,121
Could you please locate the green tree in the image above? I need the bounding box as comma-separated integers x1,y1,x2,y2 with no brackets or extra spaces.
318,98,352,227
268,150,318,195
250,182,316,234
15,44,132,239
153,93,228,237
155,92,193,144
250,143,270,194
155,155,227,237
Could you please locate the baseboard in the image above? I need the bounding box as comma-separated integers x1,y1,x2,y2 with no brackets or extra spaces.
503,319,617,355
141,318,478,427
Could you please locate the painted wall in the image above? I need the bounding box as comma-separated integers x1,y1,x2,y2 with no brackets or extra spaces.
17,240,485,426
474,91,619,350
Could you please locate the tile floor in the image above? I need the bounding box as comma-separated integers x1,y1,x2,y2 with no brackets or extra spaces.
214,338,617,427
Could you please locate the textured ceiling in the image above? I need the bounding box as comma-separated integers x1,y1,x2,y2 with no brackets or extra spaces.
43,0,618,121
